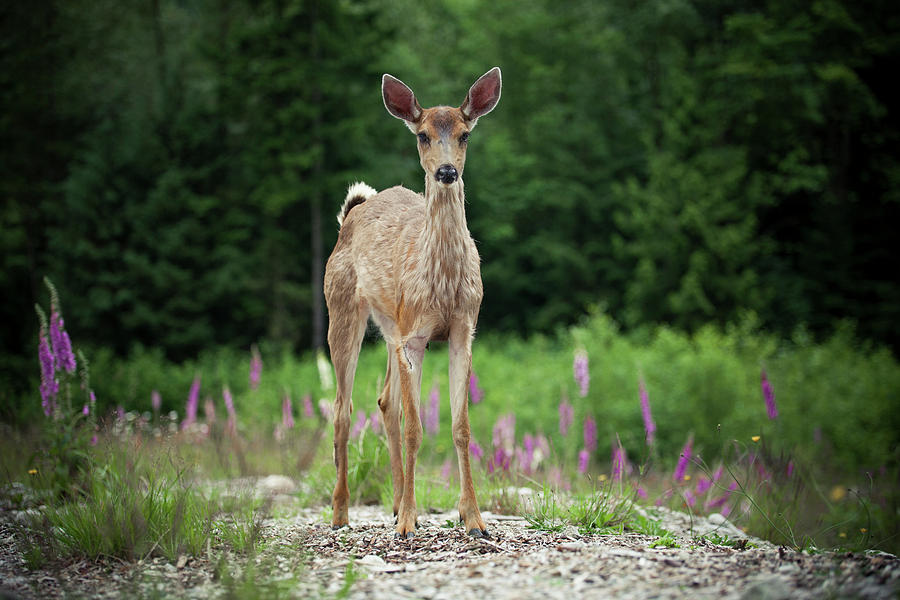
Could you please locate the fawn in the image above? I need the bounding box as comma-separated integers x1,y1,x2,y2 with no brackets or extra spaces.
324,67,502,538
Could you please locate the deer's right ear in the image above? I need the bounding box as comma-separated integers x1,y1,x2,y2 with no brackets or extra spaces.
382,74,422,128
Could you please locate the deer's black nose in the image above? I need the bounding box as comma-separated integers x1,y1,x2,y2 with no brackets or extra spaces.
435,164,458,184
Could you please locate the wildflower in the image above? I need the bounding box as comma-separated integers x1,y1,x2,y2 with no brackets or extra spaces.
369,409,382,434
223,387,237,436
488,447,511,474
786,460,795,478
469,439,484,461
611,435,627,481
469,372,484,404
117,405,126,422
573,349,590,397
424,383,440,436
90,434,98,446
82,404,89,416
598,474,608,482
302,394,314,418
713,465,724,482
696,477,712,495
639,377,656,444
761,369,777,420
351,410,367,438
28,469,38,475
684,489,696,507
440,459,453,488
38,328,58,416
751,435,761,443
860,528,868,533
151,390,162,412
577,448,589,474
249,346,263,390
583,415,597,453
673,436,693,482
492,414,515,451
49,309,76,374
637,487,648,499
282,394,294,429
183,375,201,430
558,397,574,436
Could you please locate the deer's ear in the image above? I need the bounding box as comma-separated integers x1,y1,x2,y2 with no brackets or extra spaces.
382,74,422,125
461,67,501,125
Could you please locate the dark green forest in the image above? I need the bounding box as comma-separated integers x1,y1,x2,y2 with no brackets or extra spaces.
2,0,898,401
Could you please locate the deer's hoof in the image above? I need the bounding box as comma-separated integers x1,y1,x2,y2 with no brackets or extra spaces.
394,531,415,540
468,528,490,539
332,524,348,531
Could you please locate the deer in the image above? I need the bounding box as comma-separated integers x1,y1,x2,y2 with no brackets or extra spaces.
323,67,502,539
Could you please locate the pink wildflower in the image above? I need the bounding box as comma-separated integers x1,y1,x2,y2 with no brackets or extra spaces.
351,410,367,438
469,372,484,404
38,328,57,416
249,346,262,390
577,449,590,474
223,387,237,435
282,394,294,429
469,439,484,461
573,349,590,397
583,415,597,453
639,377,656,444
369,409,382,434
424,383,440,436
761,369,778,420
492,414,515,450
183,376,201,430
49,309,76,374
151,389,162,412
302,394,314,418
611,435,627,481
695,477,712,495
673,436,693,482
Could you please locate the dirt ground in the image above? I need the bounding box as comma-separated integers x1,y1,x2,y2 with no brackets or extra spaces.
1,496,898,599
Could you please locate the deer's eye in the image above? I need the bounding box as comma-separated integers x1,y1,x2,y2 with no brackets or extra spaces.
460,132,470,144
417,132,430,144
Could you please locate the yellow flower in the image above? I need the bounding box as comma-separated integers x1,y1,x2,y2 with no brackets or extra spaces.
829,485,847,502
839,532,847,538
860,528,868,534
28,469,37,475
598,474,608,482
751,435,761,443
683,474,691,481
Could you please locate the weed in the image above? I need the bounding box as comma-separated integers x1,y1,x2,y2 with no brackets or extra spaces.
648,533,680,548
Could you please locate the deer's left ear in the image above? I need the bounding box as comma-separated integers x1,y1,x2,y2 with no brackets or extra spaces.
461,67,501,126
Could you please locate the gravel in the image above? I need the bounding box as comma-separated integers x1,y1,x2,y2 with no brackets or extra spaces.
1,492,896,599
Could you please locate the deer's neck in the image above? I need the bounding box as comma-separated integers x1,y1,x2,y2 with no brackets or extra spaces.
413,178,470,310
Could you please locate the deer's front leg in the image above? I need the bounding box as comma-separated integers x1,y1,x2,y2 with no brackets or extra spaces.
449,320,488,538
394,338,425,538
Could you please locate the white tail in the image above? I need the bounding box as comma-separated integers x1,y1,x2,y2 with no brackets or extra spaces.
324,67,501,539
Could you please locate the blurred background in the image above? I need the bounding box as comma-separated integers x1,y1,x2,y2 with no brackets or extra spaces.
2,0,898,422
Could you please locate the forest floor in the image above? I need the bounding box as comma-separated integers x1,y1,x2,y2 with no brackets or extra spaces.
1,479,898,600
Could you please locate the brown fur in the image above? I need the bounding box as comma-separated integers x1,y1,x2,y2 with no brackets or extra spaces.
324,68,501,538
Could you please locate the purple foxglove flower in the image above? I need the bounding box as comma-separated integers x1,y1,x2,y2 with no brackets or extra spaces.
516,445,532,474
639,378,656,444
487,447,511,474
49,310,76,374
583,415,597,453
713,465,724,482
573,349,590,397
492,414,515,450
761,369,778,420
223,387,237,435
611,436,627,481
183,376,201,430
637,487,648,499
204,397,216,424
558,398,574,436
673,436,693,482
302,394,314,418
424,383,440,436
117,405,125,422
369,409,382,434
786,460,794,478
695,477,712,495
469,439,484,461
684,489,696,507
249,347,263,391
38,329,58,415
351,410,367,438
577,448,590,474
468,372,484,404
90,434,98,446
82,404,89,416
282,394,294,429
151,390,162,412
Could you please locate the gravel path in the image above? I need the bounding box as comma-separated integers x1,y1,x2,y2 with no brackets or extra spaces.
1,498,897,599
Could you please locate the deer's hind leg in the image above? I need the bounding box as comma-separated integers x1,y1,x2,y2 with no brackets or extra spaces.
326,290,368,530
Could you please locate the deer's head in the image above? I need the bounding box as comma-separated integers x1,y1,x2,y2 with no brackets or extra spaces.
382,67,501,187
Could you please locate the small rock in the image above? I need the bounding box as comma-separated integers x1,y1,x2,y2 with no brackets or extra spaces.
557,541,586,552
257,475,296,496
